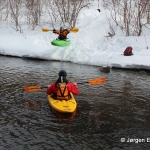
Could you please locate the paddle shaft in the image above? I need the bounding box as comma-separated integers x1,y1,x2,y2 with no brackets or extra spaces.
35,82,90,90
38,82,90,88
77,82,90,85
42,28,79,33
24,77,106,92
39,80,104,88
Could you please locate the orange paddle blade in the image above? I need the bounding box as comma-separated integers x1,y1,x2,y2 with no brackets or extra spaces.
42,28,51,32
24,86,42,92
70,28,79,33
88,77,106,85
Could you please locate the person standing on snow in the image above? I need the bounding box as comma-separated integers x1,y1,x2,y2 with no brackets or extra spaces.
46,70,79,100
53,27,70,40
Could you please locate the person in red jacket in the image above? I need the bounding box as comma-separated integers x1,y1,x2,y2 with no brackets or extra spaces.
46,70,79,100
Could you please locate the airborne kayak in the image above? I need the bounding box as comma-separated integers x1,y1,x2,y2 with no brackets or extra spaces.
47,92,77,113
51,39,71,47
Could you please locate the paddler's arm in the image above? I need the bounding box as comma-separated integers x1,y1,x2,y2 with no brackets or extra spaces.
46,82,56,95
67,82,79,95
53,29,60,35
64,29,70,35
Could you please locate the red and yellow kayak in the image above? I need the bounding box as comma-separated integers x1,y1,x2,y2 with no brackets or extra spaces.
47,92,77,113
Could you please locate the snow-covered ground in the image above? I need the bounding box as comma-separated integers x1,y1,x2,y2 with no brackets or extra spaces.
0,1,150,70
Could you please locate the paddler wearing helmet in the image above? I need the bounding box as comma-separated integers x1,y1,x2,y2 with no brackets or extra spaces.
46,70,79,100
53,27,70,40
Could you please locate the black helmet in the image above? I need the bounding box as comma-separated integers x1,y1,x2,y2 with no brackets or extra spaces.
60,27,64,32
59,70,67,77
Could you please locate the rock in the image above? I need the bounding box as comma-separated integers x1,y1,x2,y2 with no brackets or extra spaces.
139,71,147,75
100,66,110,73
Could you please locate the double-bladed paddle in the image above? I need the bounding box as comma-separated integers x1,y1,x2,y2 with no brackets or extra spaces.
24,77,106,92
42,27,79,33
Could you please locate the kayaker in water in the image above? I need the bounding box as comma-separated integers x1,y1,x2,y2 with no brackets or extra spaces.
53,27,70,40
46,70,79,100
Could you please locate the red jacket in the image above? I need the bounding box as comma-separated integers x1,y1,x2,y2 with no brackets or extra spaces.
46,82,79,95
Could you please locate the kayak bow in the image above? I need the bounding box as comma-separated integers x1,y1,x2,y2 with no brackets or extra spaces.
48,92,77,113
51,39,71,47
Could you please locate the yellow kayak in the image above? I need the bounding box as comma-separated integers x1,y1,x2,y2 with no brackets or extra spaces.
47,93,77,113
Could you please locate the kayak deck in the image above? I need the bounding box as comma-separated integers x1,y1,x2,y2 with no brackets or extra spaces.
47,93,77,113
51,39,71,47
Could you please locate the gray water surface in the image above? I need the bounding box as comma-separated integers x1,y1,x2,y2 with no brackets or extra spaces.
0,56,150,150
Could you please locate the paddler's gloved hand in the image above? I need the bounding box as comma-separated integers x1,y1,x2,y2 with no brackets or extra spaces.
73,82,78,86
47,84,51,87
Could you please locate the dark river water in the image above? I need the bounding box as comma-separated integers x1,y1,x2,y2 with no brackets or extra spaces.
0,56,150,150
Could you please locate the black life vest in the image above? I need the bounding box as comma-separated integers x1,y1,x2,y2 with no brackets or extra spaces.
59,32,66,40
